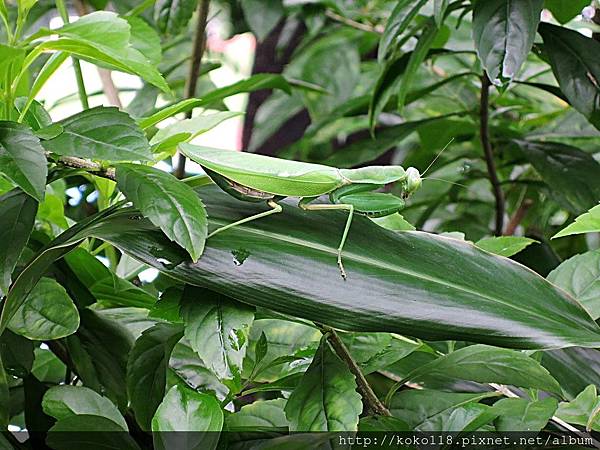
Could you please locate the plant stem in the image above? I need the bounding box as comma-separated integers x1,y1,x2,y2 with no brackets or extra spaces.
479,73,505,236
316,324,391,416
55,155,116,180
503,198,533,236
325,9,383,34
73,60,90,109
174,0,210,179
55,0,89,110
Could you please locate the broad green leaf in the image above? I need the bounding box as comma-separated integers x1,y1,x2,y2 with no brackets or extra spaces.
254,331,269,370
8,277,79,340
169,339,228,400
291,30,361,119
154,0,197,36
87,186,600,350
340,332,420,375
475,236,537,257
539,23,600,130
138,98,203,130
127,322,183,430
432,403,494,432
284,340,362,431
473,0,543,84
378,0,428,61
402,344,562,395
35,11,169,92
15,97,52,131
548,250,600,320
150,111,242,153
389,390,499,430
126,16,161,66
241,0,284,41
94,307,156,340
0,189,37,293
545,0,589,24
0,203,130,335
152,384,223,450
556,385,600,431
150,287,183,323
42,107,152,161
518,141,600,214
227,398,289,430
245,318,320,381
65,248,156,308
180,287,255,390
42,385,128,430
47,415,141,450
71,309,133,410
115,164,207,262
31,348,66,384
553,205,600,239
542,347,600,400
0,330,34,377
493,397,558,432
0,121,47,201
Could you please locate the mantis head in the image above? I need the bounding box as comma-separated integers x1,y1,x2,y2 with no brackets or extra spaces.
403,167,422,197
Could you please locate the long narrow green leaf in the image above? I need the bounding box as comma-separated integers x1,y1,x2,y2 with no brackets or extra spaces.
81,186,600,350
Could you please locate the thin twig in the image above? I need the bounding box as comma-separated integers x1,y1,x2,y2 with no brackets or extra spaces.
325,10,383,34
55,155,116,180
97,68,123,108
480,73,505,236
317,324,391,416
174,0,210,179
503,198,533,236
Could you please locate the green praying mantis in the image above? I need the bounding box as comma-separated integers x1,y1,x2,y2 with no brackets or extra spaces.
179,143,424,279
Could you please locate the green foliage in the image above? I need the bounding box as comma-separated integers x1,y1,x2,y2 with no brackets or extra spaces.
2,0,600,442
548,249,600,319
0,122,47,200
42,107,153,161
472,0,543,84
115,164,208,261
151,384,223,450
8,277,79,340
284,339,363,431
553,205,600,239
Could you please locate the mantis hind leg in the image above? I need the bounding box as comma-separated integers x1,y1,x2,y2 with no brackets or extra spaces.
298,198,354,280
208,200,282,238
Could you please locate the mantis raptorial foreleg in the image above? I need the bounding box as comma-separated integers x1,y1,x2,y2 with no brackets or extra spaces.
298,198,354,280
208,199,282,238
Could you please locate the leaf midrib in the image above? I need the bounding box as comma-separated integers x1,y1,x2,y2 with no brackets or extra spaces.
207,217,592,332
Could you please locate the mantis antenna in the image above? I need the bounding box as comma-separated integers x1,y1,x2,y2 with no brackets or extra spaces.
421,137,455,178
424,177,468,188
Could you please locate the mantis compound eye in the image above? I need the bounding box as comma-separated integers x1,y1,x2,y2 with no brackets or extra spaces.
405,167,422,195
